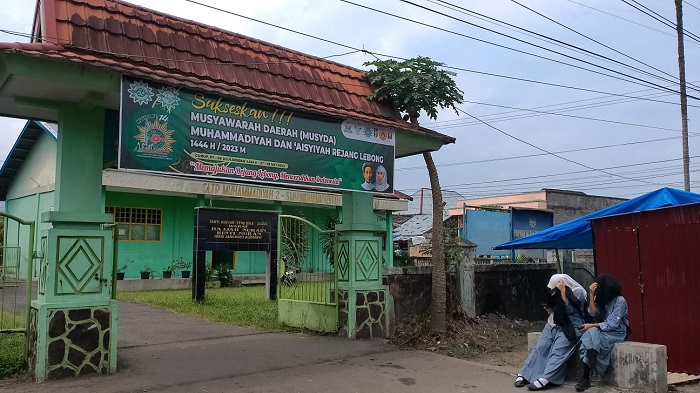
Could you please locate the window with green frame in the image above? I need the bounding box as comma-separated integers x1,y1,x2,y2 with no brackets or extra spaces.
105,206,162,242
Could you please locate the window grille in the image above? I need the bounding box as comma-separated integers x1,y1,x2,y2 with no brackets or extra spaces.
105,206,162,242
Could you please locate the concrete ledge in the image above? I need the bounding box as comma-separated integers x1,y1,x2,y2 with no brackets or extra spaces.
117,278,192,291
116,274,266,292
527,332,667,393
604,341,667,393
383,266,432,275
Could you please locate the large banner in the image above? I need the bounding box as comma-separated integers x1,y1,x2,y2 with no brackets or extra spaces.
119,76,395,193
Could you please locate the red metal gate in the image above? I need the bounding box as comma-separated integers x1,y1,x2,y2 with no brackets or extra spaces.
592,225,644,341
592,203,700,374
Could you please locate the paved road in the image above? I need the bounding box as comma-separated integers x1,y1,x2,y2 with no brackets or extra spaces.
0,291,626,393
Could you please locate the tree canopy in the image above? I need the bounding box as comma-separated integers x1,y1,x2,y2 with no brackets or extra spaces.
364,56,464,122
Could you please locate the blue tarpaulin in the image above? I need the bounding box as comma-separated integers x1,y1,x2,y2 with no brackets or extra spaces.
494,188,700,250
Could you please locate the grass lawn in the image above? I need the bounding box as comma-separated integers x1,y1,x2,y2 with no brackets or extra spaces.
0,312,26,379
118,286,301,332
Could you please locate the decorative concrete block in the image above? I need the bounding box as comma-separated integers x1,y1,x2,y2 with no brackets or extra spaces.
603,341,667,393
528,331,541,351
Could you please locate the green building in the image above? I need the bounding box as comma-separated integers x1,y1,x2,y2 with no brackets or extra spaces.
0,0,454,380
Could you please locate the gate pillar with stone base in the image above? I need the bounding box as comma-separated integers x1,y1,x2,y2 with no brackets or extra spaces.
336,192,392,339
27,103,118,381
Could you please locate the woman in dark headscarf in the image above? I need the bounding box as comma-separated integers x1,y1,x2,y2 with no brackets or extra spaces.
575,273,630,391
514,274,586,391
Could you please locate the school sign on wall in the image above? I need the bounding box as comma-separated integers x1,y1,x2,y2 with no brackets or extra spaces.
119,76,395,193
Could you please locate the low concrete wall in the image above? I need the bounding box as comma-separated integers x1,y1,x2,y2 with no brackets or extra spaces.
474,263,557,320
116,274,265,291
278,299,337,333
382,266,431,321
117,278,192,291
383,263,558,321
528,332,667,393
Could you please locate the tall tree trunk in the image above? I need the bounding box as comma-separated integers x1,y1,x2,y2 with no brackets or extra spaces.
410,113,446,335
675,0,691,190
423,151,446,334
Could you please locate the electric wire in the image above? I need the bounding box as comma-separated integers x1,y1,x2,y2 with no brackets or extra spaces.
430,155,698,188
424,86,682,127
686,1,700,13
435,0,700,93
507,0,700,92
433,99,689,134
621,0,700,43
397,135,692,172
384,0,700,98
566,0,687,41
161,3,700,109
454,108,663,186
444,164,699,193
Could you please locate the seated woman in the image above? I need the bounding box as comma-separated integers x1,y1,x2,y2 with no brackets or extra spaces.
515,274,586,391
575,273,630,392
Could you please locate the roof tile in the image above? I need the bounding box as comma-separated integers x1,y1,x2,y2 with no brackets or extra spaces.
154,28,172,49
55,0,70,21
15,0,453,144
172,50,192,74
170,32,187,52
122,20,140,39
104,15,123,35
87,27,108,53
105,29,125,54
138,23,157,44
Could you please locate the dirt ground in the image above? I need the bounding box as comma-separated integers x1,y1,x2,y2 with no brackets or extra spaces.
391,313,700,392
391,312,540,369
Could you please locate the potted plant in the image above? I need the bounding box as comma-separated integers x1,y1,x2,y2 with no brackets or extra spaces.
117,264,128,280
174,258,192,278
140,266,153,280
162,264,175,279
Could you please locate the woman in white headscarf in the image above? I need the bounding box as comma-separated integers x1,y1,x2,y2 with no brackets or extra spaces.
374,165,390,192
514,274,587,391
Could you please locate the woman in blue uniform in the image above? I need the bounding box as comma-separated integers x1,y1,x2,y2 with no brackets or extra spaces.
514,274,586,391
575,273,629,391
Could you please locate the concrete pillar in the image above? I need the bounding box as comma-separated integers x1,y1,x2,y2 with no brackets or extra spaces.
29,103,117,381
457,259,476,318
385,211,393,268
336,191,388,339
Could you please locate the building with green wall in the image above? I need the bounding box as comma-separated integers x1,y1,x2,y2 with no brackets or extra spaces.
0,0,456,379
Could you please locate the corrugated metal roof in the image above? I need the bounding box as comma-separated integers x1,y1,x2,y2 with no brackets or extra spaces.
6,0,454,144
402,188,464,217
393,214,434,240
0,120,57,200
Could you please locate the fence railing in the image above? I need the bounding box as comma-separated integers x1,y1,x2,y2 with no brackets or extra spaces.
1,246,24,333
278,215,337,306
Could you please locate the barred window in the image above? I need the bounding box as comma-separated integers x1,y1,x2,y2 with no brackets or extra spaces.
105,206,162,242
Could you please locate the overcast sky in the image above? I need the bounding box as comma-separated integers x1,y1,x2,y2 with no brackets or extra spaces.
1,0,699,201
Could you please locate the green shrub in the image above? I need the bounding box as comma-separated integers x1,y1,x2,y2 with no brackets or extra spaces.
216,264,234,288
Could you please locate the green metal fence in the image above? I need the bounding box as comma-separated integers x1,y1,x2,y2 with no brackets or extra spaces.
0,212,35,352
277,215,337,306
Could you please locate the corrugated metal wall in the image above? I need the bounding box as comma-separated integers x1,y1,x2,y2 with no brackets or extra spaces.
592,203,700,374
465,210,511,257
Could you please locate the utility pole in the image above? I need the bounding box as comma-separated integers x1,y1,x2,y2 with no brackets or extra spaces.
675,0,690,191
